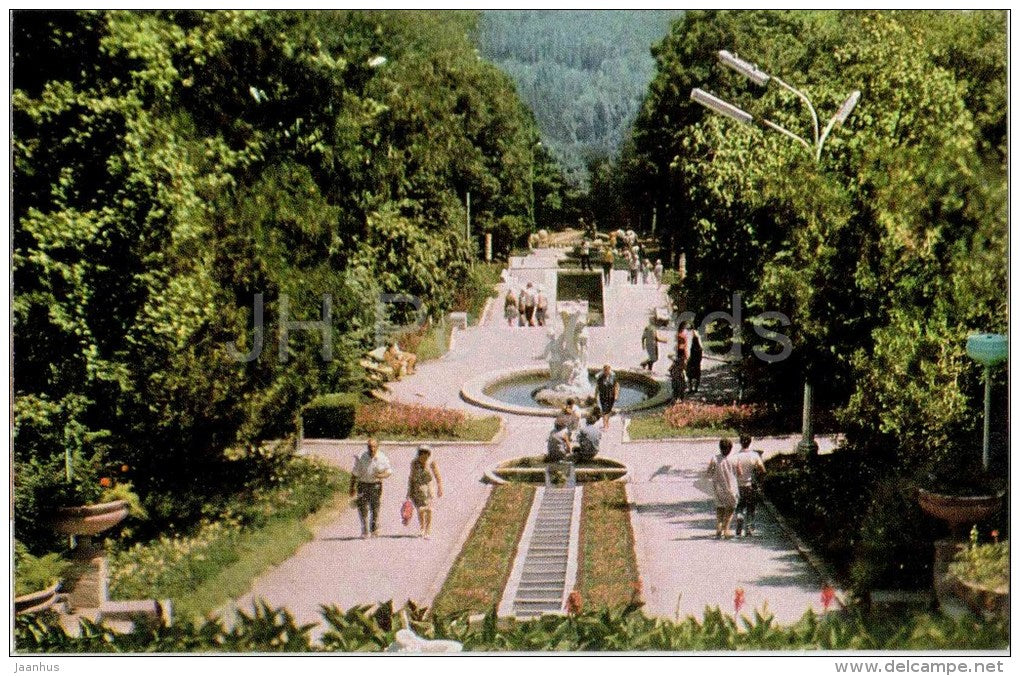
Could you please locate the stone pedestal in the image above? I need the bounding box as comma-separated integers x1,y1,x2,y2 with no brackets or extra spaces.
932,539,964,603
66,537,109,611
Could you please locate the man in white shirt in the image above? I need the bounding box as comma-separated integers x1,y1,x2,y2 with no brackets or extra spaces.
733,434,767,537
349,438,393,538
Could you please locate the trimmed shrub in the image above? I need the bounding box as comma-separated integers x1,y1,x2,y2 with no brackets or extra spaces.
302,394,361,439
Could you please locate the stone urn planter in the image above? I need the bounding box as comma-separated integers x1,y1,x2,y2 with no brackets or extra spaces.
48,499,129,536
14,581,62,616
950,575,1009,620
916,488,1003,537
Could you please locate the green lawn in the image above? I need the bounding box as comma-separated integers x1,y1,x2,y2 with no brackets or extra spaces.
627,415,737,440
578,482,641,610
431,484,534,616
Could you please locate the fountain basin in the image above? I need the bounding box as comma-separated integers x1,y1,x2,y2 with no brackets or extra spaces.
487,457,628,484
462,367,670,417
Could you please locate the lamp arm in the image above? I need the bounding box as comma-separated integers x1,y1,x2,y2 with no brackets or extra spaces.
760,118,813,152
772,75,820,149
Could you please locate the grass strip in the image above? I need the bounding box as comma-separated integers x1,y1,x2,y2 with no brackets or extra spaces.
353,415,502,443
431,484,534,616
577,482,641,610
627,415,737,440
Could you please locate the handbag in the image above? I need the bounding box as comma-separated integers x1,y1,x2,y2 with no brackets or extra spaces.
400,499,414,526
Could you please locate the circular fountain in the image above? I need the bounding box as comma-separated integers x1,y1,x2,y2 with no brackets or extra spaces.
461,301,671,416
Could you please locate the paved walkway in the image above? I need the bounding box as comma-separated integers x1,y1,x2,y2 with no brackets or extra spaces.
226,250,836,630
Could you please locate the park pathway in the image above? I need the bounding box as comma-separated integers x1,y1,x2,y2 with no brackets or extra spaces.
225,249,838,633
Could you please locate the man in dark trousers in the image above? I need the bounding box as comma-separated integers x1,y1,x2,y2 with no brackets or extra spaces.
349,438,393,538
733,434,767,537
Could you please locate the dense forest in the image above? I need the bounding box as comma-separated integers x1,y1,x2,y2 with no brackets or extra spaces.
12,10,568,549
622,10,1006,588
478,10,681,187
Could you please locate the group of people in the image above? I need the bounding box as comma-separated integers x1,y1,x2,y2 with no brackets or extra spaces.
706,434,766,539
668,321,703,399
349,439,444,540
545,399,602,463
638,317,702,398
544,362,620,462
504,281,549,327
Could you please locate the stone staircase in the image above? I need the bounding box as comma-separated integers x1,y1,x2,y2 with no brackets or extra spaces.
499,486,582,619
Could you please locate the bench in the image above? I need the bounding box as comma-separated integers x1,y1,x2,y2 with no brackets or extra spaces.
360,346,397,383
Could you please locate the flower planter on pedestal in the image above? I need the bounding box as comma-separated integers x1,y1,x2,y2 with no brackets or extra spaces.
916,489,1004,616
46,500,128,611
14,581,61,616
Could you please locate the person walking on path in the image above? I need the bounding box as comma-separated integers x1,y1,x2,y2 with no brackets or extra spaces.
407,446,443,540
707,438,739,539
668,351,687,403
687,326,703,393
535,287,548,326
519,282,537,327
596,364,619,430
653,259,664,287
628,250,640,285
579,238,591,271
640,318,667,371
575,410,602,461
733,434,766,537
602,247,614,285
349,438,392,538
504,288,519,327
642,259,653,284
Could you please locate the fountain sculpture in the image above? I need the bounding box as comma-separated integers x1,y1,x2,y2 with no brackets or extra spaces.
534,301,594,407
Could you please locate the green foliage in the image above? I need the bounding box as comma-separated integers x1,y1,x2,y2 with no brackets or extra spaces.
625,10,1006,471
302,393,361,439
108,455,343,615
14,602,1008,652
14,544,70,597
479,10,682,187
13,9,557,551
950,528,1007,592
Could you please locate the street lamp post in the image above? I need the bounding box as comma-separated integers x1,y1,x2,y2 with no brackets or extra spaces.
691,50,861,458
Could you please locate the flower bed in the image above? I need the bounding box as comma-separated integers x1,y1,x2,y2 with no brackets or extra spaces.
663,401,759,430
352,402,500,441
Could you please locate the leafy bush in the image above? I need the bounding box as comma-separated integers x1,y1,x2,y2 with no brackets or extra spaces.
14,543,69,597
354,402,466,439
302,394,361,439
14,602,1008,652
950,528,1008,591
663,401,759,431
108,455,343,604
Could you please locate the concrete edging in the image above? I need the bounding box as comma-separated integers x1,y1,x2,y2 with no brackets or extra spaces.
497,487,546,617
561,486,583,609
759,496,849,610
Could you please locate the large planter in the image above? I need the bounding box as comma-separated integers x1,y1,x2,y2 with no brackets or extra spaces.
47,499,129,536
14,581,61,615
951,575,1009,620
916,488,1003,535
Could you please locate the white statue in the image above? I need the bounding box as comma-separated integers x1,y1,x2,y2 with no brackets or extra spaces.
535,301,594,406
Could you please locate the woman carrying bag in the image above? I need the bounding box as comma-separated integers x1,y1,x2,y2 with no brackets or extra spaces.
407,446,443,539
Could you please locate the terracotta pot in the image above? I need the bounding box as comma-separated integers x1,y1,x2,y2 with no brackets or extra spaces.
48,499,129,536
14,581,61,615
916,488,1003,534
951,575,1009,619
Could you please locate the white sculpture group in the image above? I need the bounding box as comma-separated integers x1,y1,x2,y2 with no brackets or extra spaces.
535,301,594,407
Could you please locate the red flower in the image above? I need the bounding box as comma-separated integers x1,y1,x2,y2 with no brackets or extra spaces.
821,585,836,612
565,590,583,616
734,587,745,614
120,464,130,473
99,477,113,488
991,529,1000,544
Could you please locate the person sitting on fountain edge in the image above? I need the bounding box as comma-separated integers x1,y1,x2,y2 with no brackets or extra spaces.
546,421,571,462
575,410,602,462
